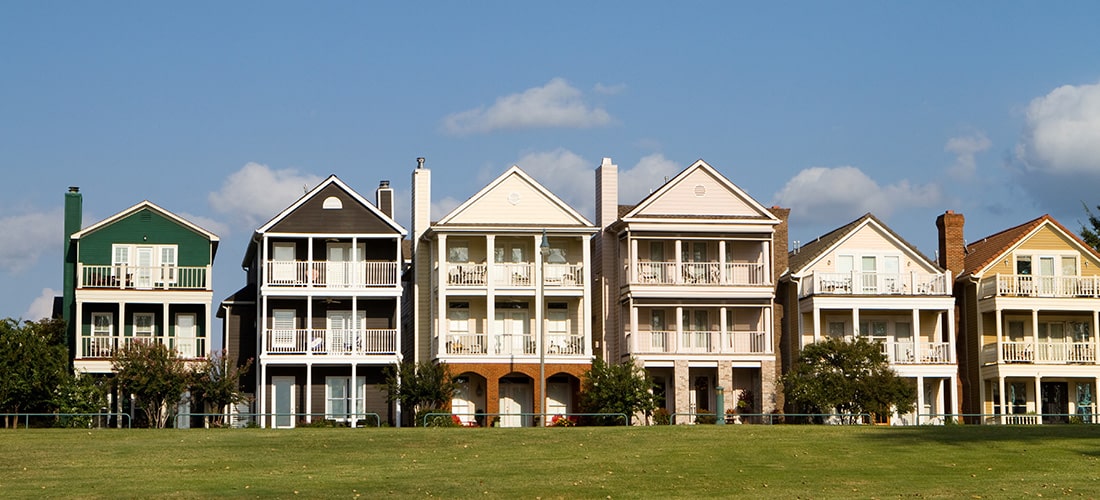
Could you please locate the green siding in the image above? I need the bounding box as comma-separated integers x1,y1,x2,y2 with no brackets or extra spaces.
79,208,213,266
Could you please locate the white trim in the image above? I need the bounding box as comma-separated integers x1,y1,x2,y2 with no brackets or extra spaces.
71,200,219,242
255,175,407,236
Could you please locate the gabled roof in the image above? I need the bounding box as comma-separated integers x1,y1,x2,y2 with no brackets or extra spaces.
962,214,1100,278
70,200,220,246
787,212,939,276
255,175,406,236
620,159,779,224
435,165,594,228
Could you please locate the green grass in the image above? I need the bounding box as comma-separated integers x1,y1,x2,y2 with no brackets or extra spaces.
3,425,1100,498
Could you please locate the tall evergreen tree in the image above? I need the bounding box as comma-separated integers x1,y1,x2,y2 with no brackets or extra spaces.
1081,202,1100,251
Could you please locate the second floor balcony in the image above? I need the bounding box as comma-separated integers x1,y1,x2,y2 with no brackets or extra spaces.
880,340,953,364
630,261,766,286
444,263,585,288
981,340,1097,365
438,332,587,357
79,264,211,291
631,330,770,355
981,274,1100,299
262,328,398,356
264,260,399,289
78,334,206,359
801,271,949,297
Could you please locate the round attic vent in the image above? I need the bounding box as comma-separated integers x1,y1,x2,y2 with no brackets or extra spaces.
507,192,521,205
694,185,706,197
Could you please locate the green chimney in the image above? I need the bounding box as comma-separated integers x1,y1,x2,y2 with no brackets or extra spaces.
63,186,82,355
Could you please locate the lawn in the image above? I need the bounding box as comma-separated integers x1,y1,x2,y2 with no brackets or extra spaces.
3,425,1100,498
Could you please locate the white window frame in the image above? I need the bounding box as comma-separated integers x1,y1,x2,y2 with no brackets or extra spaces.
325,376,366,422
92,313,113,337
133,312,156,337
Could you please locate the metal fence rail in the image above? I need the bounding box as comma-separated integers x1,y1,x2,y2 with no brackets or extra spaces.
0,412,132,429
422,412,629,427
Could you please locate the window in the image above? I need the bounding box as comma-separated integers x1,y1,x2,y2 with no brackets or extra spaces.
134,313,155,337
836,255,854,274
895,322,912,340
858,320,888,341
649,242,664,262
1007,320,1025,341
160,247,177,283
1016,256,1032,275
448,303,470,335
92,313,113,336
547,304,568,336
1072,321,1091,342
651,310,667,351
1062,256,1078,276
271,310,296,348
827,321,846,338
113,246,129,277
325,376,365,422
322,196,343,209
448,241,469,263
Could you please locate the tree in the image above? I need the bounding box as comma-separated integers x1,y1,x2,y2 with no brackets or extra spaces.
112,341,193,428
384,361,458,426
0,318,69,428
1081,202,1100,251
52,372,107,428
191,350,252,427
782,337,916,423
578,358,657,425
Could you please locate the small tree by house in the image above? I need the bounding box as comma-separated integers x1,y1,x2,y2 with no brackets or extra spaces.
1081,202,1100,252
384,361,458,426
112,341,193,428
578,358,657,425
0,318,70,428
782,337,916,423
191,350,252,427
52,371,108,428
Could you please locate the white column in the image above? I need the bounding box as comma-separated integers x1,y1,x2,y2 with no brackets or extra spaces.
259,363,267,429
851,308,860,340
947,307,956,364
994,307,1004,364
436,234,448,358
915,376,925,425
765,306,774,354
675,306,684,353
719,307,728,354
948,374,958,423
1033,376,1042,423
718,241,727,285
350,363,358,428
630,302,639,354
998,376,1007,424
161,303,169,350
1093,311,1099,366
581,236,593,356
911,308,921,363
630,238,638,283
811,306,821,345
305,364,312,423
1031,309,1040,362
674,240,682,284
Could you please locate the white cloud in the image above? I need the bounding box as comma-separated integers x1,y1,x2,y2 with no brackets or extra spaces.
618,153,683,204
208,163,323,229
772,166,942,224
24,288,58,321
179,212,231,240
0,209,61,273
945,131,991,179
1016,81,1100,174
442,78,613,135
515,149,594,219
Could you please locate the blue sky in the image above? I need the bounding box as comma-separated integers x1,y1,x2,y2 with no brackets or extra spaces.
3,2,1100,325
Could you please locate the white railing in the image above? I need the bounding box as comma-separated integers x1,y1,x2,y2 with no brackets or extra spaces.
78,335,206,358
78,264,211,290
998,341,1096,364
880,341,953,364
983,274,1100,298
634,330,768,354
546,334,585,355
446,263,488,286
264,261,399,288
444,334,488,354
492,333,535,355
632,261,767,286
544,264,584,287
440,333,584,356
801,271,948,297
263,328,397,355
493,263,533,287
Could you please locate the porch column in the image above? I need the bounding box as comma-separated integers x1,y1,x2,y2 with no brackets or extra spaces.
994,307,1004,364
765,306,774,354
1093,311,1099,366
630,303,639,354
717,241,727,285
534,233,545,358
306,291,313,357
259,363,267,429
1034,376,1042,422
912,309,921,363
998,376,1007,423
947,307,956,364
76,301,83,358
437,234,448,357
350,363,358,428
851,307,860,339
1031,308,1040,360
486,234,496,289
717,360,733,416
161,303,169,351
762,240,771,285
305,364,312,423
1095,377,1100,421
673,360,689,423
948,374,958,422
630,238,638,283
675,306,684,353
581,235,593,357
811,306,821,344
719,307,728,354
915,376,925,425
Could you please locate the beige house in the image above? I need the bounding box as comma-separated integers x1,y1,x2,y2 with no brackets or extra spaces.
409,161,596,427
940,212,1100,424
593,158,788,422
780,213,957,424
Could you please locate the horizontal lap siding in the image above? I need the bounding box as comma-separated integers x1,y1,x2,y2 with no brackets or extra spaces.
268,184,398,235
80,208,213,266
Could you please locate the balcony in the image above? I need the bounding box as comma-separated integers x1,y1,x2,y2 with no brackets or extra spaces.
801,272,948,297
981,274,1100,298
879,341,953,364
632,330,769,355
440,333,585,356
630,262,766,286
264,261,399,288
983,341,1097,364
78,264,210,290
445,263,585,288
78,335,206,359
263,329,397,355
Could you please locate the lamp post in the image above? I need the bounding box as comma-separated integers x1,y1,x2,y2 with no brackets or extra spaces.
538,229,550,427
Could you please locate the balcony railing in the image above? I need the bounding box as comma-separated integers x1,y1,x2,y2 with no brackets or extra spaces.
441,333,584,356
631,261,766,286
991,341,1097,364
633,330,769,355
264,261,399,288
981,274,1100,298
445,263,585,288
801,272,949,297
263,329,397,355
78,264,211,290
78,335,206,359
879,341,953,364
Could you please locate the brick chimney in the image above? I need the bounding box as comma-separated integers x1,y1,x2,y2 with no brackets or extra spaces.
936,210,965,279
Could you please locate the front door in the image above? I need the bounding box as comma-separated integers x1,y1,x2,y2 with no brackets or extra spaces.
546,381,570,418
175,313,197,358
1042,382,1068,424
272,376,296,428
498,379,532,427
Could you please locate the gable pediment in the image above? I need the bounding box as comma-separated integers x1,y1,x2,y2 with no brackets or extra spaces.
626,161,776,221
439,167,592,228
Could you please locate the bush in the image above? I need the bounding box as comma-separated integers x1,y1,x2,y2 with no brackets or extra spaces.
652,408,671,425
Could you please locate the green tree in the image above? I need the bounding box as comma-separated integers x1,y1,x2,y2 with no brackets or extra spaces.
1081,202,1100,251
52,372,107,428
191,350,253,427
578,358,657,425
112,341,193,428
782,337,916,423
0,318,69,428
384,361,458,426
